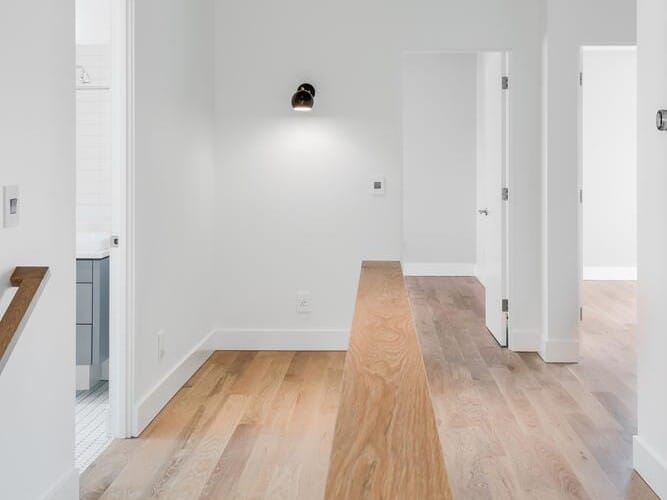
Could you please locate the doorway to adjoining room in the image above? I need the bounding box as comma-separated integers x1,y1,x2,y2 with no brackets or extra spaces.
402,50,510,346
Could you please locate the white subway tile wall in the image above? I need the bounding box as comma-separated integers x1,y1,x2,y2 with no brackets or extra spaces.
76,44,112,234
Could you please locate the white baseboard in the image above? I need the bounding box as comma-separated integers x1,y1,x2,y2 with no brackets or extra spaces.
473,265,486,287
132,327,348,436
583,266,637,281
401,262,475,277
41,467,78,500
634,435,667,499
133,331,215,436
539,339,580,363
75,365,91,391
509,329,541,352
75,363,102,391
208,329,349,351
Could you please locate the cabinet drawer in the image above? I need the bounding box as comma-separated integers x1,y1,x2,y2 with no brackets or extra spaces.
76,325,93,365
76,283,93,324
76,260,93,283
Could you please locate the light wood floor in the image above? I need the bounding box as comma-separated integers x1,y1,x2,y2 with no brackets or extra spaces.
81,278,658,500
79,351,345,499
406,277,657,500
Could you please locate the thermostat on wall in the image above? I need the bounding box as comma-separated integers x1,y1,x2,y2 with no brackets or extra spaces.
371,177,386,196
3,185,19,228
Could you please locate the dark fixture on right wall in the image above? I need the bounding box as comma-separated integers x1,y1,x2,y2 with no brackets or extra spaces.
291,83,316,111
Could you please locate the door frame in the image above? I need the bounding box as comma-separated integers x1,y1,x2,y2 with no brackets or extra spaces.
577,45,637,327
501,51,511,347
108,0,136,439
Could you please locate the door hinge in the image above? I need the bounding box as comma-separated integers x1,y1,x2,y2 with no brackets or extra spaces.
579,189,583,204
502,187,509,201
579,306,583,321
579,71,583,86
502,76,509,90
502,299,509,313
111,235,120,248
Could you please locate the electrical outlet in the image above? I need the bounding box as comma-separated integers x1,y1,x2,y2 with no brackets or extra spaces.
296,291,312,313
157,330,165,361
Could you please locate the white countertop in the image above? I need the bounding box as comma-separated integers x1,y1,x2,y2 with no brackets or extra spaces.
76,233,111,260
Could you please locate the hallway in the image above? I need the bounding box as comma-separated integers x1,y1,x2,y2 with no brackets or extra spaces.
406,277,655,499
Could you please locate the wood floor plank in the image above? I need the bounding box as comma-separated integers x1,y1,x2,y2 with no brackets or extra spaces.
324,262,451,500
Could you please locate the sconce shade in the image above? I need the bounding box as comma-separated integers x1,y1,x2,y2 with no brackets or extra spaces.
292,83,316,111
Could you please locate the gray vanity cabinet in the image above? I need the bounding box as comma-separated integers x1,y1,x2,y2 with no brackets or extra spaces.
76,257,109,367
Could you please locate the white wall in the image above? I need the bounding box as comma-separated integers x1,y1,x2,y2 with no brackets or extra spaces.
76,0,111,45
133,0,217,432
402,53,477,276
634,1,667,496
582,48,637,281
541,0,636,362
213,0,545,347
0,1,77,499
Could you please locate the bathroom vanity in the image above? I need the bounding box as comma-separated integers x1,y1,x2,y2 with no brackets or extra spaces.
76,234,110,391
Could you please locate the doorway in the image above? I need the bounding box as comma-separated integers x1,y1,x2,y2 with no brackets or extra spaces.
401,50,510,347
578,46,637,320
75,0,133,472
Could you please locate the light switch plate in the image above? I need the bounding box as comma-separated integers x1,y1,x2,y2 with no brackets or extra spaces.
371,177,385,196
3,185,19,228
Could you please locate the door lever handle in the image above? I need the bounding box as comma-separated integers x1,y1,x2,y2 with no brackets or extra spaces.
478,208,489,216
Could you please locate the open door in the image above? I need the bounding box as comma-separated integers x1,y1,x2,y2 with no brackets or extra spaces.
478,52,509,346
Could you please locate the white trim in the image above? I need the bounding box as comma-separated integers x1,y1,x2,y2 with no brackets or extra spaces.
133,332,215,436
508,329,540,352
582,45,638,53
108,0,135,439
473,264,484,284
40,467,78,500
76,364,102,391
401,262,476,277
209,329,350,351
539,339,580,363
583,266,637,281
633,435,667,499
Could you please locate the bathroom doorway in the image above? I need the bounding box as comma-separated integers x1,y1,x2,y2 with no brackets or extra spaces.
75,0,133,473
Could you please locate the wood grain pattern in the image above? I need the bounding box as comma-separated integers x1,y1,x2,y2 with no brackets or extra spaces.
325,261,452,500
79,351,345,500
0,266,49,373
406,277,658,500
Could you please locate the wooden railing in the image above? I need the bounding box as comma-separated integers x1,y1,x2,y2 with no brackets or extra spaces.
0,267,49,374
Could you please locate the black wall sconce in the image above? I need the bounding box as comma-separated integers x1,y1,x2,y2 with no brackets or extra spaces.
291,83,316,111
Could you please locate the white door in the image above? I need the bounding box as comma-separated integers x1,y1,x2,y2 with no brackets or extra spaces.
478,52,509,346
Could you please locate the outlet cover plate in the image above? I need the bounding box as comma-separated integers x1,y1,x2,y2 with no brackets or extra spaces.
296,291,312,313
